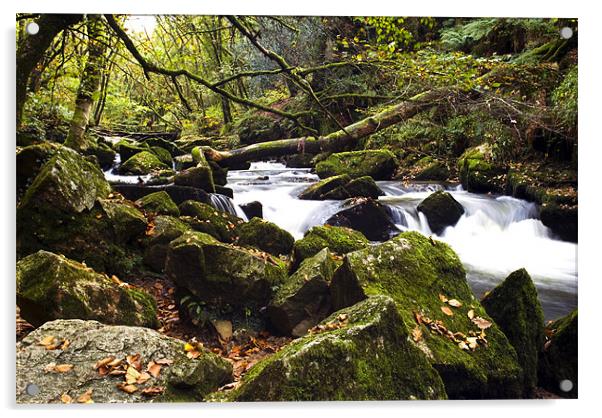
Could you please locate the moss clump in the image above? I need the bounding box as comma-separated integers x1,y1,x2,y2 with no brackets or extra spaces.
99,199,148,243
329,231,523,399
293,225,369,267
119,151,170,175
538,309,578,398
481,268,545,396
151,146,173,166
136,191,180,217
417,191,465,235
16,142,61,199
267,248,336,336
17,251,158,328
115,140,148,162
233,111,292,145
143,215,191,272
227,296,447,401
414,158,450,181
457,144,506,193
178,200,244,243
174,166,215,193
166,231,287,310
298,174,351,200
235,217,295,256
315,150,398,180
299,175,384,200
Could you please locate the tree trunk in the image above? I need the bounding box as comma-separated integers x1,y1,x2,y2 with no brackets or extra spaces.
16,14,82,128
203,90,444,167
65,15,107,151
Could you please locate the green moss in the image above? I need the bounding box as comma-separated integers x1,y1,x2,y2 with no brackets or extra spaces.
143,215,191,272
298,174,351,200
235,217,295,256
119,151,170,175
151,146,173,166
115,140,148,161
173,166,215,193
457,144,506,193
178,200,244,243
293,225,369,267
99,199,148,243
315,150,398,180
330,231,523,399
136,191,180,217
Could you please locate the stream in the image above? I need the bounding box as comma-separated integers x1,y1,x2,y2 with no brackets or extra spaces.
227,162,578,321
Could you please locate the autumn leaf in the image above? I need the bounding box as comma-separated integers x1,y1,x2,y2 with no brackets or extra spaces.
55,364,74,373
438,294,448,303
441,306,454,316
411,326,423,342
467,309,475,319
212,320,233,343
77,389,94,403
117,383,138,394
137,372,152,385
94,356,115,370
39,335,56,347
155,358,173,366
126,353,142,371
147,361,162,378
125,366,141,384
141,386,164,397
60,393,73,404
472,317,492,330
458,341,469,350
447,299,462,308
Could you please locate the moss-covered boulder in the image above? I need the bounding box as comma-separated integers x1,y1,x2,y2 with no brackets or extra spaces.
293,225,369,267
17,251,158,328
235,218,295,256
142,215,191,272
174,166,215,193
16,142,61,199
151,146,173,166
298,174,351,200
136,191,180,217
299,175,384,200
538,310,578,398
115,140,148,162
414,157,450,181
285,153,315,168
227,296,447,401
325,198,399,241
240,201,263,219
481,269,545,396
166,231,287,310
417,191,465,235
98,198,148,243
315,150,397,180
119,151,170,175
174,154,195,171
178,200,244,243
234,111,291,145
330,231,523,399
16,319,232,403
457,144,507,193
267,249,336,337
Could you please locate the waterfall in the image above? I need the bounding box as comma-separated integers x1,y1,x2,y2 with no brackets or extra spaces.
210,193,248,221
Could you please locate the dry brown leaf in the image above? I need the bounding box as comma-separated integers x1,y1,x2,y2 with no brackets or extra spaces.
141,386,164,397
60,393,73,404
438,294,448,303
411,326,423,342
458,341,469,350
186,350,202,359
447,299,462,308
39,335,57,347
77,389,93,403
155,358,173,366
467,309,475,320
472,317,493,330
414,311,423,325
54,364,74,373
60,339,70,351
107,358,123,368
441,306,454,316
117,383,138,394
147,361,162,378
467,337,478,350
126,354,142,371
125,366,141,384
136,372,151,385
94,356,115,370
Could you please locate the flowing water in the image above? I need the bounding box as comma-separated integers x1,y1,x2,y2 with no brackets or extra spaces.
228,162,578,321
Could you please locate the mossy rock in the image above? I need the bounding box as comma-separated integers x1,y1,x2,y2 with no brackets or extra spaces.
208,160,228,186
267,248,336,337
315,150,397,180
298,174,352,200
143,215,191,272
457,144,506,193
99,198,148,243
143,137,182,156
299,175,384,200
235,217,295,256
538,309,578,398
136,191,180,217
330,231,523,399
17,251,158,328
84,141,117,170
165,231,288,310
174,135,213,152
174,166,215,193
414,158,450,181
119,151,170,175
17,319,232,403
293,225,369,267
325,198,399,241
16,142,61,199
234,111,290,145
226,296,447,401
115,140,148,162
285,153,315,168
417,191,465,235
17,124,46,147
174,154,195,171
178,200,244,243
151,146,173,166
482,268,545,396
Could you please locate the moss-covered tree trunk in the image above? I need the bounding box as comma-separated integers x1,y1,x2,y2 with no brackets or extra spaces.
16,14,82,128
65,15,107,151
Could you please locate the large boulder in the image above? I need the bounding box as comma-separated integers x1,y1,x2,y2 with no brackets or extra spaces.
235,218,295,256
481,269,545,396
330,231,523,399
174,148,215,192
240,201,263,219
178,200,244,243
538,310,578,398
115,140,148,162
325,198,399,241
17,251,158,328
136,191,180,217
119,151,170,175
227,296,447,401
142,215,191,272
16,142,60,199
112,183,211,206
299,175,384,200
292,225,369,267
315,150,397,180
16,319,232,403
417,191,465,235
413,157,450,181
267,249,336,337
165,231,287,310
98,198,148,243
457,144,506,193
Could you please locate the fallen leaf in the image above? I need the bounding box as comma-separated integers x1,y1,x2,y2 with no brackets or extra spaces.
467,337,478,350
60,339,70,351
141,386,164,397
472,317,492,330
438,294,448,303
60,393,73,404
126,354,142,371
441,306,454,316
117,383,138,394
54,364,74,373
125,366,141,384
467,309,475,320
94,356,115,370
414,311,423,324
137,372,151,385
147,361,162,378
458,341,469,350
411,326,423,342
187,350,202,359
183,343,195,352
155,358,173,366
39,335,56,347
77,389,93,403
447,299,462,308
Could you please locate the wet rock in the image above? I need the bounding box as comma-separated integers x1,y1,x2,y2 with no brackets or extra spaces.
174,166,215,193
179,200,244,243
119,151,170,175
115,140,148,162
98,199,148,243
86,141,117,170
240,201,263,219
413,157,450,181
298,174,352,200
214,186,233,198
112,184,211,206
174,154,195,171
136,191,180,217
417,191,465,235
227,296,447,401
267,249,336,337
293,225,369,267
457,144,506,193
482,268,545,396
143,215,191,272
538,309,578,398
208,160,228,186
539,203,577,243
150,146,173,166
166,231,287,310
16,319,232,403
235,218,295,256
17,251,158,328
315,150,397,180
329,231,523,399
325,198,399,241
143,137,183,156
323,176,384,200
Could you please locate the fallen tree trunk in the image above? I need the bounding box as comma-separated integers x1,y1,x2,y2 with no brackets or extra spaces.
203,89,448,167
